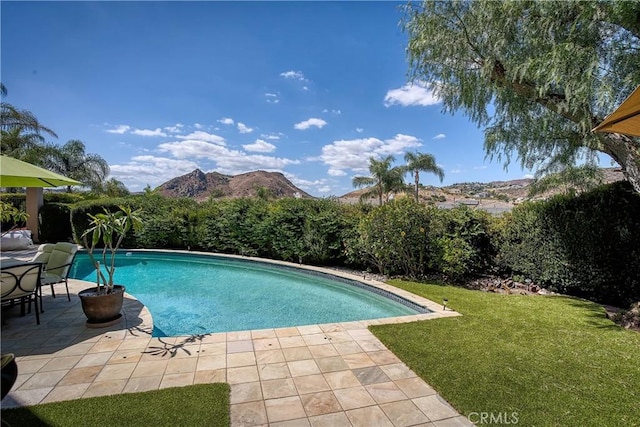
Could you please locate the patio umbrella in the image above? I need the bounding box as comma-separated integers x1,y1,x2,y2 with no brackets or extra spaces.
0,156,81,243
592,85,640,137
0,156,81,188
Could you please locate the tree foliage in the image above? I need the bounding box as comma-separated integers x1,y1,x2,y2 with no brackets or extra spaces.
526,164,604,197
403,0,640,192
403,151,444,202
1,85,112,192
1,84,59,164
46,140,110,192
352,155,406,205
94,178,131,198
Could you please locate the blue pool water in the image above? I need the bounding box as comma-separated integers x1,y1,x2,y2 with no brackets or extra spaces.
69,251,425,337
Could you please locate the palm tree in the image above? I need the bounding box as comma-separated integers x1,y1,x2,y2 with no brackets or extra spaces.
403,151,444,202
95,178,130,197
1,83,59,167
352,155,406,205
47,140,110,192
1,85,57,139
1,127,45,158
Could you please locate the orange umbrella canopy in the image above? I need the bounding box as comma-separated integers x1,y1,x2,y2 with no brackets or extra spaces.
592,85,640,137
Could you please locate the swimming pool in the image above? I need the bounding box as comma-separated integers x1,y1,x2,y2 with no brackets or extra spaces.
69,251,428,337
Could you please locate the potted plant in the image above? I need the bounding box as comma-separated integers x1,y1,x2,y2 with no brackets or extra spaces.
77,205,143,327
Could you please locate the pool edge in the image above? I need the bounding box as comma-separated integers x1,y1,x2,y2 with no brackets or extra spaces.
115,248,461,323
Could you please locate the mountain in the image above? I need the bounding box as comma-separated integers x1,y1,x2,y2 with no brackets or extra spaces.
156,169,312,201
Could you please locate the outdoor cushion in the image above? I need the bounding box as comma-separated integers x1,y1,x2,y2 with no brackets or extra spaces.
31,244,54,265
45,243,77,277
0,230,33,251
37,242,78,303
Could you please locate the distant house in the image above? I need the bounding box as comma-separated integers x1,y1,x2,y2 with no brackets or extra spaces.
457,199,480,207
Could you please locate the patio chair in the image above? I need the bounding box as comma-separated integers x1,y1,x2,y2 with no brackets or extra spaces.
31,243,54,265
1,262,43,325
37,242,78,306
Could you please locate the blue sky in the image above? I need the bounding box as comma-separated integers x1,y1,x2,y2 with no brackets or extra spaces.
2,1,540,196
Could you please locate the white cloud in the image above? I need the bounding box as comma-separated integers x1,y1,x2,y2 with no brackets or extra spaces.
283,172,328,193
433,133,446,140
106,125,131,134
265,93,280,104
218,117,234,125
194,123,203,129
318,134,422,174
323,108,341,114
280,70,306,81
317,186,331,193
243,139,276,153
164,123,184,133
302,86,309,91
158,140,298,175
356,128,364,133
294,118,327,130
328,168,347,177
216,153,298,174
261,133,282,140
237,122,254,134
524,174,535,179
177,131,225,145
473,165,487,170
450,169,462,174
109,155,200,189
159,140,225,159
384,81,440,107
132,128,167,137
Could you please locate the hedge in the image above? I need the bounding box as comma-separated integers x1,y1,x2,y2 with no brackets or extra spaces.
497,181,640,306
38,203,73,243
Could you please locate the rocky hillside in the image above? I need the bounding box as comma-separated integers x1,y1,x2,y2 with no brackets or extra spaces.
156,169,312,201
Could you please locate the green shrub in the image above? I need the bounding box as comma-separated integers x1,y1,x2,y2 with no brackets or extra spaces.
0,193,26,212
348,198,437,277
198,198,269,256
431,207,497,279
135,215,188,249
39,203,73,243
2,193,85,239
433,236,475,280
44,192,86,204
264,198,352,265
71,199,139,245
497,181,640,306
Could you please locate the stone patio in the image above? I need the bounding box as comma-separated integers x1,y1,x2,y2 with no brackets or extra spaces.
1,267,472,426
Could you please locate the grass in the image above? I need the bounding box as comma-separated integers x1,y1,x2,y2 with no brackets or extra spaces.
371,280,640,427
1,384,230,427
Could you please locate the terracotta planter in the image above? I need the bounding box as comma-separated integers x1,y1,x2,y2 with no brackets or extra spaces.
78,285,125,327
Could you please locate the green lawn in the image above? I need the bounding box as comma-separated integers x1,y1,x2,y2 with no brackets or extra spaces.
1,384,230,427
371,280,640,427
